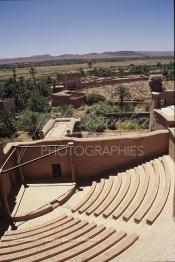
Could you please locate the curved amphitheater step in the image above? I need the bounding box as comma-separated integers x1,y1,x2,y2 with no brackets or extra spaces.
71,181,97,213
123,165,150,221
134,160,160,223
71,155,171,224
78,178,105,214
146,156,171,224
0,215,138,262
112,168,140,219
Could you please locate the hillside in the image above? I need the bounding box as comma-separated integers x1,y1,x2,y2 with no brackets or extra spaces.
0,51,173,65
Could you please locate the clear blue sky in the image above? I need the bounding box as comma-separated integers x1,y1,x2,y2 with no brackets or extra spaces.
0,0,174,58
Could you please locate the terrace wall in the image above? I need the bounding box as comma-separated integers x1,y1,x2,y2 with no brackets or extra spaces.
2,130,168,181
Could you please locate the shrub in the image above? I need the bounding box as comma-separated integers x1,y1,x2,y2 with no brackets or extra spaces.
80,114,107,132
28,93,50,113
0,111,15,138
52,105,73,117
115,85,131,109
118,104,135,112
86,93,105,105
148,75,164,92
88,101,118,115
137,117,149,129
36,80,51,97
118,117,149,130
118,119,138,130
21,110,48,139
107,117,117,130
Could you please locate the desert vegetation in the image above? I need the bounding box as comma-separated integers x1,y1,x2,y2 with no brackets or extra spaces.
0,58,174,80
0,56,174,145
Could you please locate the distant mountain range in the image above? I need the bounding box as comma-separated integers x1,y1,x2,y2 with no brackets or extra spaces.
0,51,173,65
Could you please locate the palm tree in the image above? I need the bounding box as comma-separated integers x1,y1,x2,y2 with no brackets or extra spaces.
115,85,130,109
88,61,93,76
30,66,37,86
11,65,17,84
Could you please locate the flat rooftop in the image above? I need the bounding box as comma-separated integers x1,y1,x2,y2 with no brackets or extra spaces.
40,117,80,139
154,105,175,126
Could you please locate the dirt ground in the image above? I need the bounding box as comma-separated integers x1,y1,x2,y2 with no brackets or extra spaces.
81,80,174,102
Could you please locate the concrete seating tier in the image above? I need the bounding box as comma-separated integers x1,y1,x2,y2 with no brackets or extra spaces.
94,173,122,216
0,215,138,261
78,179,105,214
71,156,171,224
71,181,97,212
113,169,140,219
146,156,171,224
123,165,150,221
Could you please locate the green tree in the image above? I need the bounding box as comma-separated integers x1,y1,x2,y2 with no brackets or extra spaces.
86,93,105,105
36,80,50,97
52,105,73,117
28,93,50,113
88,61,93,76
79,68,86,77
0,111,15,138
81,113,107,133
115,85,131,109
15,77,28,110
0,78,14,98
21,110,45,139
11,66,17,85
88,101,118,115
22,110,40,138
30,67,37,86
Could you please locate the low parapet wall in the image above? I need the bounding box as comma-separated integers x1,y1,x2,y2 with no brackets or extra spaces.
3,130,168,181
72,130,168,178
105,112,150,119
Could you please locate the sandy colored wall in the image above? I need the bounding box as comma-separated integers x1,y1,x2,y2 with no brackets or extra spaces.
52,95,70,106
52,93,85,108
14,140,71,180
72,130,168,178
0,145,12,198
0,98,15,114
0,143,21,216
152,90,175,109
70,96,86,108
169,128,175,161
6,130,169,181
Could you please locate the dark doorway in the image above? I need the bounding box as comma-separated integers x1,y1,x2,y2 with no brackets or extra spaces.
52,164,62,178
